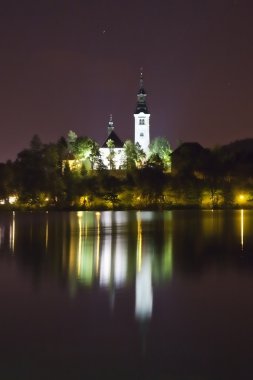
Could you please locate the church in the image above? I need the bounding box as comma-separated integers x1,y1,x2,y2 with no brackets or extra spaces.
99,72,151,169
64,72,164,172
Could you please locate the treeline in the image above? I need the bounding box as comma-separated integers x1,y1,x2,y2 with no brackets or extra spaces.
1,134,253,209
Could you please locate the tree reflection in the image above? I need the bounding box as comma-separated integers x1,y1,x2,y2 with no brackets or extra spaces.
0,211,175,290
2,210,252,286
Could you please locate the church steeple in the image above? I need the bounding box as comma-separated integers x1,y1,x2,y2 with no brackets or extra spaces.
134,70,150,154
135,70,149,114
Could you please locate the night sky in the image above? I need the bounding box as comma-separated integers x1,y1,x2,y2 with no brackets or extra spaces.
0,0,252,162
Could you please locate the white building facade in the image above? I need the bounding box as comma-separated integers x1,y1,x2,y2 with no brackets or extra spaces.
99,73,151,169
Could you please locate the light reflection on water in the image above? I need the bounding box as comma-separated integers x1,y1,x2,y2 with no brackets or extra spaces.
0,210,251,291
0,210,253,379
0,210,250,290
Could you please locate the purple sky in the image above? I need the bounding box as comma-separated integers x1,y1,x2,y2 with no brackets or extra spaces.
0,0,252,162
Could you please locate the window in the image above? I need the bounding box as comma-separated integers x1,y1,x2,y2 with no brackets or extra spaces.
140,133,144,137
139,119,145,125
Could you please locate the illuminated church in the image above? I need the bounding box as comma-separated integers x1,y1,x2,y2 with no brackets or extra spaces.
99,72,150,169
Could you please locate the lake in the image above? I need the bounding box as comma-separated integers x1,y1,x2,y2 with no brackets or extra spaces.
0,210,253,379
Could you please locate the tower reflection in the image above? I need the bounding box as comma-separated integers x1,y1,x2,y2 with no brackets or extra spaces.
66,211,174,296
135,211,153,321
0,211,174,322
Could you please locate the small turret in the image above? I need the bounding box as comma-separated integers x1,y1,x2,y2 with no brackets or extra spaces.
102,115,124,148
108,114,114,136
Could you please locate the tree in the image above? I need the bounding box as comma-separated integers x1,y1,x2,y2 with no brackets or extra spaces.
106,139,116,170
123,140,145,170
96,157,107,171
133,166,167,206
62,162,82,206
146,153,165,171
30,134,43,152
171,142,209,177
15,147,45,203
89,140,101,170
213,139,253,179
123,140,137,170
100,174,122,208
149,137,172,171
42,143,65,204
0,161,15,201
72,136,92,160
135,142,146,167
57,137,68,161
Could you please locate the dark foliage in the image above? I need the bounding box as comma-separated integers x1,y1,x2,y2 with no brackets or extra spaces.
2,136,253,209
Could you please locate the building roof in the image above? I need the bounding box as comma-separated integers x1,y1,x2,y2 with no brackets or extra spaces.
101,130,124,148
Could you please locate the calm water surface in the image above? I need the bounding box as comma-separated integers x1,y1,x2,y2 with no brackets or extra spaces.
0,210,253,379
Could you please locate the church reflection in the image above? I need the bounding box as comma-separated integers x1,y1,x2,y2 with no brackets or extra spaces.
0,211,174,293
135,211,153,321
63,211,175,329
65,211,174,298
0,209,252,328
0,210,249,286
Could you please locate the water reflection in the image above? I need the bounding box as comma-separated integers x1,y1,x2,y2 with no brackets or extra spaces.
0,211,173,286
241,209,244,251
135,211,153,321
1,210,253,289
1,210,253,378
66,211,171,292
9,211,15,253
135,254,153,321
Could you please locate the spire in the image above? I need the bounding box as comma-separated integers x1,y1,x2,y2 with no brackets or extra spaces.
139,67,144,91
108,114,114,135
135,69,149,114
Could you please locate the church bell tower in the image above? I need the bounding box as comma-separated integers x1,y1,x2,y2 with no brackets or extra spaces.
134,71,150,154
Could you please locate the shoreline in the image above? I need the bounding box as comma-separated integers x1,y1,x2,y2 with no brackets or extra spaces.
0,205,250,212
